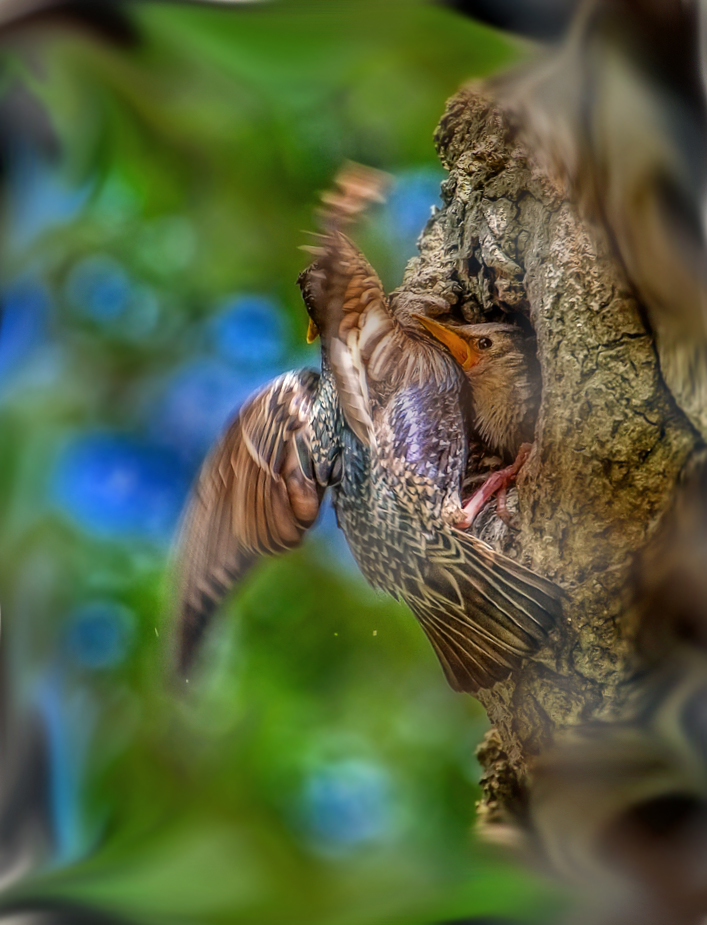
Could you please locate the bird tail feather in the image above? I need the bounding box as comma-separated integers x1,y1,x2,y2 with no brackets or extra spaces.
402,528,563,692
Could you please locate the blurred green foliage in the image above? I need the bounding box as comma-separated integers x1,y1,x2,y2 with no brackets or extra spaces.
0,3,563,923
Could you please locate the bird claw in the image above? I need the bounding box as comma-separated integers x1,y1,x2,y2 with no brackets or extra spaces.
495,485,520,529
461,443,532,528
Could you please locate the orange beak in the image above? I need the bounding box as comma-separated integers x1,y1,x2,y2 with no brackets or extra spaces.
413,314,480,370
306,319,320,344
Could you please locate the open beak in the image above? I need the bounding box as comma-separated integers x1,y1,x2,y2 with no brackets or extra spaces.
413,314,480,370
306,319,320,343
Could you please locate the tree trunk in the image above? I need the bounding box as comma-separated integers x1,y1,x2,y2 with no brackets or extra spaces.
399,84,698,826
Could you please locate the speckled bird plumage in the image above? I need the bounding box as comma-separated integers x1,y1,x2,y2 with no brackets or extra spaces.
174,164,563,693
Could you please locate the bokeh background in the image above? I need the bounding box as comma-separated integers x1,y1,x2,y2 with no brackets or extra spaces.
0,3,562,923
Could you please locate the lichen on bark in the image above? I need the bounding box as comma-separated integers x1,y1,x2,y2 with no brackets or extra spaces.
397,85,699,821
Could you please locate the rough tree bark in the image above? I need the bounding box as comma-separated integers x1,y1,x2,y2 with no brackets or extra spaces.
396,85,699,826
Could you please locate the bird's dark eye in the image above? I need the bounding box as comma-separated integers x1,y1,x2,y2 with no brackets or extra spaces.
477,337,493,350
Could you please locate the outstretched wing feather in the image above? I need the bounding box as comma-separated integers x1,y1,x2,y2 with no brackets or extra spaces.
174,370,324,674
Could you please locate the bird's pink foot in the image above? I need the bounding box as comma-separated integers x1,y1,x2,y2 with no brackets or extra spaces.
461,443,532,528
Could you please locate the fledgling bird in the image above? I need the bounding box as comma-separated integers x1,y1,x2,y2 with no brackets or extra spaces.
174,164,563,694
412,317,540,461
413,315,541,523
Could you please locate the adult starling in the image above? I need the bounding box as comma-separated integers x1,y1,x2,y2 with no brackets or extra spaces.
413,316,541,524
174,165,563,693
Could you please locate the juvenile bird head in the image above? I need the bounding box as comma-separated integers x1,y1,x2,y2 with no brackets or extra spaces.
413,316,528,373
413,315,540,457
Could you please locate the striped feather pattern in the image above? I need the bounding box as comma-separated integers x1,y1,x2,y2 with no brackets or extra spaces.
175,370,324,674
402,528,561,691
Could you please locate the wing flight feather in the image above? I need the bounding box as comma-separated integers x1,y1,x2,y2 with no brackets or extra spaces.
174,369,323,674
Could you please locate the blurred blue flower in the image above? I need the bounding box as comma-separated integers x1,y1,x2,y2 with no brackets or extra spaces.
125,284,161,338
387,167,444,248
65,254,131,323
65,254,161,339
149,357,281,463
65,600,135,670
51,432,189,542
300,758,394,853
0,277,51,385
206,294,286,368
7,144,90,249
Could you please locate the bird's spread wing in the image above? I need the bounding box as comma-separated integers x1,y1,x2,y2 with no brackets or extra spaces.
174,370,324,674
402,529,563,692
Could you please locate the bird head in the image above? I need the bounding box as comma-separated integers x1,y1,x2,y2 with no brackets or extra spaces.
413,315,533,379
413,315,539,457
